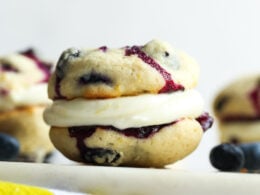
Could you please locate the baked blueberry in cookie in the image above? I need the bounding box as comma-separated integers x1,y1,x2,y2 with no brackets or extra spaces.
213,74,260,143
44,40,213,167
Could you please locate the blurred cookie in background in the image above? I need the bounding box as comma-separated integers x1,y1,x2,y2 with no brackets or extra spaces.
213,74,260,143
0,49,54,162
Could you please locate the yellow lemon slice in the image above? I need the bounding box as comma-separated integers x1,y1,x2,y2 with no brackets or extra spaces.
0,181,53,195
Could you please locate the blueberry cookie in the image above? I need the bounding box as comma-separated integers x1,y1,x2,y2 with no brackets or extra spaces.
44,40,213,167
213,74,260,143
48,40,199,99
0,49,54,162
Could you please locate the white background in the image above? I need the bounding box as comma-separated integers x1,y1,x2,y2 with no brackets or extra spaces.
1,0,259,171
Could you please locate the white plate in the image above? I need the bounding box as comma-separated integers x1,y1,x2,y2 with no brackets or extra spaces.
0,161,260,195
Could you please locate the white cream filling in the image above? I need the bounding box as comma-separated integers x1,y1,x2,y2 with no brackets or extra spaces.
0,84,51,111
44,89,204,129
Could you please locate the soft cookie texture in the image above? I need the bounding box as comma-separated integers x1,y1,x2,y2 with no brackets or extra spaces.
0,49,54,162
213,74,260,143
45,40,212,167
48,39,199,99
49,119,203,167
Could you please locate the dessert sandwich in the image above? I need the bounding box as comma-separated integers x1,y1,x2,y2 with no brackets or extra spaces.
44,40,213,167
213,74,260,143
0,49,54,162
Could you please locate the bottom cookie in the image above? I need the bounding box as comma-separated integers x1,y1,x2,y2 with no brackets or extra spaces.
0,106,54,162
50,118,203,167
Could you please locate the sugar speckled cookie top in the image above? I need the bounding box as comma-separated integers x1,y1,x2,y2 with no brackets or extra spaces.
48,39,199,100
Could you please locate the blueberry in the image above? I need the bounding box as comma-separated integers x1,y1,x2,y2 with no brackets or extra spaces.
164,51,170,57
229,137,240,144
56,48,81,79
78,72,113,85
0,133,19,161
84,148,121,166
1,63,19,72
215,96,230,112
209,143,244,171
121,125,161,139
99,46,108,52
239,143,260,170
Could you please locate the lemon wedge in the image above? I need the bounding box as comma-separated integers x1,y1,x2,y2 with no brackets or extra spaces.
0,181,53,195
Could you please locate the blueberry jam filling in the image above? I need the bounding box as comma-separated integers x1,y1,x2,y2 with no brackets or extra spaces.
55,76,66,99
222,115,260,122
125,46,184,93
249,82,260,115
20,49,52,83
68,113,212,164
78,72,113,86
0,88,9,96
196,112,214,132
0,63,19,73
54,48,81,99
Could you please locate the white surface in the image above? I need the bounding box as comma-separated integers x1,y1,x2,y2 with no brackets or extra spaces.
1,162,260,195
0,0,259,171
50,189,87,195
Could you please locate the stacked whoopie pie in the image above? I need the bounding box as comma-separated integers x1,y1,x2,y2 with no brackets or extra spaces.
44,40,213,167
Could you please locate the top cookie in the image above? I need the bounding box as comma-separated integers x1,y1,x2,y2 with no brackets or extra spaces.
48,40,200,100
213,74,260,121
0,49,51,90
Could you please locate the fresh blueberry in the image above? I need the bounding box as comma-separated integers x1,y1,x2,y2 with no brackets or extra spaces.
239,143,260,170
0,133,20,161
78,72,113,85
209,143,244,171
